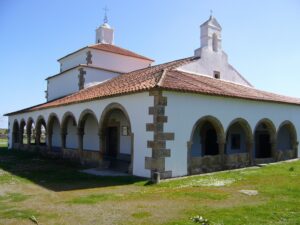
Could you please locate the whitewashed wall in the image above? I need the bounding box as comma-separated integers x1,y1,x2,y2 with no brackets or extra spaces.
163,91,300,177
178,50,250,86
83,116,99,151
52,119,61,148
47,69,79,101
66,119,78,149
58,47,152,74
47,67,119,101
84,67,119,88
8,92,153,178
109,110,131,155
90,50,151,73
59,48,88,72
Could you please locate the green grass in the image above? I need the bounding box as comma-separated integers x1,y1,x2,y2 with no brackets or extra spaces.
0,138,7,147
132,211,152,219
69,193,120,204
0,193,30,203
0,147,300,224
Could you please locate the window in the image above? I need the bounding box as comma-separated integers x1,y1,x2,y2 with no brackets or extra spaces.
214,71,220,79
231,134,241,150
212,33,218,52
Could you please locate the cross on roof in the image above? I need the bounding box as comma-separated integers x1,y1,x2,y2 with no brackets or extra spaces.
103,6,109,24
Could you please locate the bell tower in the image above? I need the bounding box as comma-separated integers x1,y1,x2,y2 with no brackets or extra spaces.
95,7,114,44
195,15,222,56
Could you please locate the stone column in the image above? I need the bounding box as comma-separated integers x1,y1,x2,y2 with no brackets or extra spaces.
61,132,67,149
47,131,53,151
36,129,41,146
270,137,277,161
19,130,23,145
128,133,134,174
27,130,31,147
98,131,104,160
218,136,226,169
77,127,84,158
246,140,254,166
292,141,299,158
187,141,193,175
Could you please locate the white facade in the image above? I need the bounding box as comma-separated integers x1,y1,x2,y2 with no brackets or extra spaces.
164,91,300,177
179,16,251,87
47,66,120,101
6,16,300,179
8,92,153,178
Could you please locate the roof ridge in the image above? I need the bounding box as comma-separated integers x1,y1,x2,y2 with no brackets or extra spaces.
89,43,154,61
157,69,168,87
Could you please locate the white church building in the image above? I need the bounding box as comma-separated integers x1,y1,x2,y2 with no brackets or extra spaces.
5,16,300,179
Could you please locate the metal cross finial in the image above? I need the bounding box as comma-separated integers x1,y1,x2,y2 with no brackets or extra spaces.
210,9,213,17
103,6,109,23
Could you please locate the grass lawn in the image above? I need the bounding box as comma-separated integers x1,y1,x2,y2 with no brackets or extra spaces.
0,138,7,147
0,147,299,225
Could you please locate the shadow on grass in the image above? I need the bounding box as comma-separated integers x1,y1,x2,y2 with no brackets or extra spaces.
0,147,146,192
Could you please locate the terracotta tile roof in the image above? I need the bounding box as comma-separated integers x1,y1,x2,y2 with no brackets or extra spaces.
5,56,300,116
160,70,300,105
89,43,154,61
57,44,154,62
5,57,195,115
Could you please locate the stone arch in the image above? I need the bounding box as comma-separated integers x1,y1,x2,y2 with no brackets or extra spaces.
61,111,78,149
47,113,61,151
19,119,26,145
26,117,35,145
99,103,133,174
36,115,47,146
189,115,225,147
276,120,298,160
12,119,20,147
78,109,99,151
254,118,276,160
212,33,218,52
188,115,225,174
225,118,253,166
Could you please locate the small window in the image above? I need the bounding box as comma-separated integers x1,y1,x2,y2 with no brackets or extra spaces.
214,71,220,79
231,134,241,150
212,33,218,52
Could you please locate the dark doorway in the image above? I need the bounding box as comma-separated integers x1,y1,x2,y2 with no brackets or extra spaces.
204,128,218,155
256,133,271,158
106,126,118,158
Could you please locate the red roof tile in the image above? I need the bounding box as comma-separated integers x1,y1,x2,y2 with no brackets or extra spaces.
89,44,154,61
5,56,300,116
161,70,300,104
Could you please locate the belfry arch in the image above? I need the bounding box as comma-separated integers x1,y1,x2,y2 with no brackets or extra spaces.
99,103,133,174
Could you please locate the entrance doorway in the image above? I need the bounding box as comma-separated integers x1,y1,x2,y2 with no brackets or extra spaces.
106,126,118,158
256,133,271,158
254,120,275,159
100,104,133,174
204,129,218,155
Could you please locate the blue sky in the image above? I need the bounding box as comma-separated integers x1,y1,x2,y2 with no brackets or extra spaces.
0,0,299,128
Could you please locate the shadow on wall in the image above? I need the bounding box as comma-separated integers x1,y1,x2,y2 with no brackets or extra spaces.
0,147,145,192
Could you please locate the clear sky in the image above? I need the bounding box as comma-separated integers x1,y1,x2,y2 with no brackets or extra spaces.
0,0,299,128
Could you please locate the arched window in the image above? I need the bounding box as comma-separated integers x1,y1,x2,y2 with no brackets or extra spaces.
212,33,218,52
